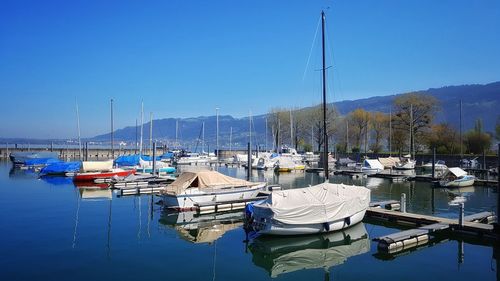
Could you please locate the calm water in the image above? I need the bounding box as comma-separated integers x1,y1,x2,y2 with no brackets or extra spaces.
0,161,497,280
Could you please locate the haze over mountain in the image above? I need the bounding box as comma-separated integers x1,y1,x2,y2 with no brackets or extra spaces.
90,81,499,150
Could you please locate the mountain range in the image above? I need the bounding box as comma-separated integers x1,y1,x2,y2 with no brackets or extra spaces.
90,81,500,150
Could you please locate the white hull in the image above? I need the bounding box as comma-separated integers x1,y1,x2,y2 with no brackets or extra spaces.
254,209,366,236
163,184,265,210
422,164,447,171
440,178,475,187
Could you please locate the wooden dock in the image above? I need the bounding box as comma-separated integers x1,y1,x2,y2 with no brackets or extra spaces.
367,206,496,254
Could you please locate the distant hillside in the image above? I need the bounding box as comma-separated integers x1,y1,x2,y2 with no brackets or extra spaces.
92,81,500,149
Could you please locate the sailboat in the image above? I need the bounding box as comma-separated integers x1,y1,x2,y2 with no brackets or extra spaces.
394,105,416,170
247,11,370,235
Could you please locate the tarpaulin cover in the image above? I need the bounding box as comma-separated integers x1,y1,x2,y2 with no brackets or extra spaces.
40,161,81,175
447,167,468,177
163,170,255,195
81,160,113,172
363,159,384,170
114,155,162,167
253,183,370,225
23,158,61,166
377,157,400,168
160,152,175,159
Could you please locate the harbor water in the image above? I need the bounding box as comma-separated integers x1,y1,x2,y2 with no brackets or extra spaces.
0,161,497,280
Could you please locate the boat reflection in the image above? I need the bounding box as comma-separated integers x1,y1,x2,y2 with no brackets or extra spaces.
8,166,39,180
159,210,244,244
249,223,370,279
40,176,74,186
76,183,112,200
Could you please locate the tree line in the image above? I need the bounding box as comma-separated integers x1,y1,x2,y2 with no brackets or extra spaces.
267,92,498,155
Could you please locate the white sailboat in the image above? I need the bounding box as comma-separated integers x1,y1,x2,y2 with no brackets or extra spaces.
248,11,370,236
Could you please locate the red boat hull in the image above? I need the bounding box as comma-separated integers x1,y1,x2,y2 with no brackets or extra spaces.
73,169,135,182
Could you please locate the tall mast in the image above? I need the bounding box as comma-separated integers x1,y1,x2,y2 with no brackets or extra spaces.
229,126,232,152
149,112,153,155
139,101,144,156
459,100,463,158
290,109,293,148
216,108,219,157
265,117,268,152
202,121,205,153
410,104,413,158
135,118,138,154
111,98,114,159
346,120,349,153
321,10,329,179
389,108,392,156
175,119,179,147
249,111,252,156
76,98,82,160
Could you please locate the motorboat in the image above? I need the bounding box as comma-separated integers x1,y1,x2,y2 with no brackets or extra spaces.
360,159,384,174
274,156,305,172
422,160,447,171
460,157,480,169
72,160,135,182
40,161,81,176
394,155,415,170
336,157,357,168
439,167,475,187
377,157,400,169
10,151,59,165
247,182,370,235
160,170,266,210
249,223,369,278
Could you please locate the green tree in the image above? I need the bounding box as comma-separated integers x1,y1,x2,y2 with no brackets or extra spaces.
393,92,439,155
464,119,492,154
426,123,460,154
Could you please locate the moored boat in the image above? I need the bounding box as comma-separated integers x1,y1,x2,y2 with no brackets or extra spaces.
439,167,475,187
248,182,370,235
160,170,266,210
72,160,135,182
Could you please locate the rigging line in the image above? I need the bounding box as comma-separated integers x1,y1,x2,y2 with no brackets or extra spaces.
302,14,322,82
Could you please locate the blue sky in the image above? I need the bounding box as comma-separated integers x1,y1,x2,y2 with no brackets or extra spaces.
1,0,499,138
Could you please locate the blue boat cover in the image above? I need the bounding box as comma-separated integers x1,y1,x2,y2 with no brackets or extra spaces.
114,154,162,167
160,152,175,159
40,161,81,175
24,158,61,166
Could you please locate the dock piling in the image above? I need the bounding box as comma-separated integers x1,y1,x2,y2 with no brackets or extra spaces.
459,202,464,227
400,193,407,213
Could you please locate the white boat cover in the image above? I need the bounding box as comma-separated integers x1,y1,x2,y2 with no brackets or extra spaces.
363,159,384,170
276,156,296,169
163,170,256,195
447,167,468,177
253,183,370,225
81,160,113,172
139,158,169,168
377,157,400,168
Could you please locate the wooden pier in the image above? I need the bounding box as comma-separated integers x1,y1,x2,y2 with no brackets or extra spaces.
367,202,496,255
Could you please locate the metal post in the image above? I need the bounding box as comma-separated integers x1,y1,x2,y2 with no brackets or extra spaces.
152,142,156,176
400,193,406,213
432,147,436,179
247,142,251,181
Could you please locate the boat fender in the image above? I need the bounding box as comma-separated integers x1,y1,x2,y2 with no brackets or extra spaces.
344,216,351,226
323,222,330,232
